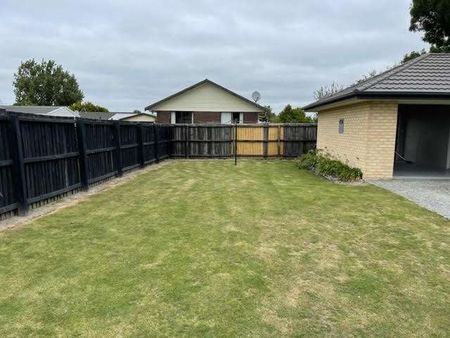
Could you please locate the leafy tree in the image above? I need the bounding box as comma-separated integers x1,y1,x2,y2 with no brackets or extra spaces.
69,101,109,112
133,109,141,114
14,59,83,106
278,105,314,123
402,49,427,63
410,0,450,52
259,105,279,123
314,82,344,100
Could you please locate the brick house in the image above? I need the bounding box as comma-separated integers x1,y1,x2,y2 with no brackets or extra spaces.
145,79,265,124
304,53,450,180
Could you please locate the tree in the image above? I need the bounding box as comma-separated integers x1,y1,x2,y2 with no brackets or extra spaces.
401,49,428,63
355,70,378,84
314,82,344,100
13,59,83,106
259,105,279,123
70,101,109,112
278,105,314,123
410,0,450,52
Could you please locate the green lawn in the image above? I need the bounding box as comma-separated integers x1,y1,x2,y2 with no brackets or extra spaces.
0,160,449,337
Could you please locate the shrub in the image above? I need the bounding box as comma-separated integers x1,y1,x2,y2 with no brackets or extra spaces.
297,150,362,182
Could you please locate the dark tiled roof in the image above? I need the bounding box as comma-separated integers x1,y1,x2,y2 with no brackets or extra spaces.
78,111,116,120
304,53,450,110
0,105,68,115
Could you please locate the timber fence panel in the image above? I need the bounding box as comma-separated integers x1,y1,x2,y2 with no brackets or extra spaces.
236,125,264,157
119,122,140,172
0,113,17,217
188,125,232,158
84,120,118,184
142,124,157,164
283,124,317,157
157,125,171,159
20,115,81,205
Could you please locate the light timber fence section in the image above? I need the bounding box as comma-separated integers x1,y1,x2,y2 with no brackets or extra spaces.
171,124,317,158
0,110,171,220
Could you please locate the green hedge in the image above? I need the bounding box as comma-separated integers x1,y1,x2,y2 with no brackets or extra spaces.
297,150,363,182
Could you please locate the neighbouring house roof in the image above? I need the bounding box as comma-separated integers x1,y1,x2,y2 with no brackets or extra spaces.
78,111,156,121
78,111,116,120
0,105,78,117
304,53,450,111
145,79,266,112
110,112,156,121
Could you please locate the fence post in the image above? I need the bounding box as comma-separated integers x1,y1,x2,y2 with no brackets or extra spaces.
263,123,269,159
113,121,123,177
277,125,282,157
8,113,28,215
234,123,238,165
76,119,89,190
154,124,159,162
137,124,145,168
166,125,175,157
185,125,189,159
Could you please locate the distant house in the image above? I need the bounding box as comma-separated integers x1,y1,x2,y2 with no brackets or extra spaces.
79,111,156,122
0,105,78,118
0,105,156,123
145,79,265,124
303,53,450,180
110,112,156,122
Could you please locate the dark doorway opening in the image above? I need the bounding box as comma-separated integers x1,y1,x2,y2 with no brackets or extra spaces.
232,112,241,124
395,104,450,178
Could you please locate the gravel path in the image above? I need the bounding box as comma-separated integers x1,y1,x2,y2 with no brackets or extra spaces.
371,180,450,219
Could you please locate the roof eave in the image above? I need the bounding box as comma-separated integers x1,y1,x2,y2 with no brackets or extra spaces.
303,91,359,111
304,91,450,111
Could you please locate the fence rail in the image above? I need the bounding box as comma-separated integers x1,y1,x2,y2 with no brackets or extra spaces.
0,112,316,220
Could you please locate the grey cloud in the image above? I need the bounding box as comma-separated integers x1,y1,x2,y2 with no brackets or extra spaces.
0,0,427,112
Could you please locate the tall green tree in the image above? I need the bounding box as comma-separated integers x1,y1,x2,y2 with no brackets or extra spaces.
278,105,314,123
259,105,279,123
410,0,450,52
70,101,109,112
401,49,427,63
13,59,84,106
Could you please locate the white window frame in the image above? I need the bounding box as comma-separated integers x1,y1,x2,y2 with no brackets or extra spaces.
221,112,232,124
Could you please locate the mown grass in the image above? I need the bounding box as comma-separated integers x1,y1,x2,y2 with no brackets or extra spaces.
0,160,448,337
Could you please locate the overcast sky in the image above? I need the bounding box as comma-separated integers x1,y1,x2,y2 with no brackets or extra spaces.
0,0,427,113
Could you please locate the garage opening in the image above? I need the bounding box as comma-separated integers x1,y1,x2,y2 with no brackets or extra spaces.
394,104,450,178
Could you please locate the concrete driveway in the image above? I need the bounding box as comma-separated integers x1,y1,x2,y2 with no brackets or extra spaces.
371,180,450,219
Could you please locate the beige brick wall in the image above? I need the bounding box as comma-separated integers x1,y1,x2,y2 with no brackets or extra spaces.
317,101,398,179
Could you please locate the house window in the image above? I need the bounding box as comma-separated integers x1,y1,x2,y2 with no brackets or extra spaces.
175,112,192,124
339,119,344,134
232,112,241,124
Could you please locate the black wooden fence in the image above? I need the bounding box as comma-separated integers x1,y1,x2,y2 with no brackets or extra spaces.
0,112,316,220
0,111,170,219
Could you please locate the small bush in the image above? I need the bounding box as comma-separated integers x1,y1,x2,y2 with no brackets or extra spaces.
297,150,362,182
